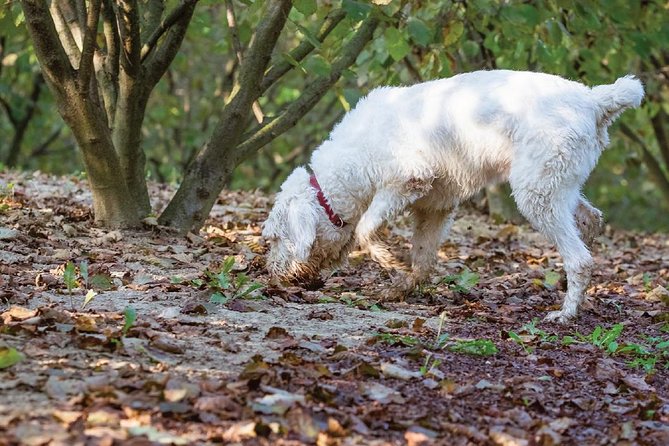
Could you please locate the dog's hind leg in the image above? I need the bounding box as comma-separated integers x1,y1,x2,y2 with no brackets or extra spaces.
575,197,604,249
511,183,594,323
408,205,457,288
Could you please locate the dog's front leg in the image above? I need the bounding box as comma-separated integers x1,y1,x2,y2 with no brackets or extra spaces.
356,189,412,272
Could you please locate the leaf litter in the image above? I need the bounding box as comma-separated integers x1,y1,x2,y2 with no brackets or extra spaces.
0,171,668,445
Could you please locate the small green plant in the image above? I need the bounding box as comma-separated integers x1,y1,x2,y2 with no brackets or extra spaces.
441,268,479,293
449,338,498,356
579,323,624,354
508,331,532,354
421,311,449,375
122,307,137,336
61,260,102,309
374,332,421,347
508,318,558,354
0,346,24,369
616,337,669,373
642,272,653,292
202,257,264,304
63,261,78,293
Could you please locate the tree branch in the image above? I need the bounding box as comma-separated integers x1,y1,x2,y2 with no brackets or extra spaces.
237,16,379,161
140,0,198,63
78,0,102,93
260,9,346,93
222,0,292,113
114,0,142,75
30,126,64,158
620,122,669,201
0,96,18,127
20,0,77,94
225,0,263,124
143,0,199,87
650,109,669,169
49,1,82,67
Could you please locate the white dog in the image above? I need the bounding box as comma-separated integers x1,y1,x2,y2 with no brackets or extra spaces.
263,70,644,322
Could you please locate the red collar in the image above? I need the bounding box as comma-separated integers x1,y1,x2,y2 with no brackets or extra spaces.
309,174,346,228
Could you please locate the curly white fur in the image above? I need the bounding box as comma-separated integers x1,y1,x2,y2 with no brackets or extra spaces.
263,70,644,322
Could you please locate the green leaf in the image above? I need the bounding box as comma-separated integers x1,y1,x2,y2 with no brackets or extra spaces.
63,261,77,292
305,55,331,76
234,273,249,289
237,282,264,299
407,18,432,46
0,347,24,369
443,21,464,46
461,40,480,58
292,20,322,48
216,271,231,289
222,256,236,274
384,27,410,61
89,273,114,291
79,260,89,287
458,269,480,290
500,4,541,28
281,52,307,73
293,0,317,16
122,307,137,336
449,339,497,356
600,324,624,347
210,292,231,304
543,270,560,289
343,0,372,21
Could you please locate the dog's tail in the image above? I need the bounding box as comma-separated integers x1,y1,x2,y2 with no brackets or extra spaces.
591,75,645,123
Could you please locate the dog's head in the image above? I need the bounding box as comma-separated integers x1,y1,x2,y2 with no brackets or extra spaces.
262,167,353,284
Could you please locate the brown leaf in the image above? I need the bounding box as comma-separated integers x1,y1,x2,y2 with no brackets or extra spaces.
150,336,184,354
2,306,38,323
265,326,291,340
622,375,653,392
44,375,86,401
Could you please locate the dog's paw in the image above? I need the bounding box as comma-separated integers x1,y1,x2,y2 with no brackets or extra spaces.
380,274,414,301
543,309,576,324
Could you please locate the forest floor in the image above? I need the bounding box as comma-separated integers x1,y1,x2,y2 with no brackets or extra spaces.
1,171,668,446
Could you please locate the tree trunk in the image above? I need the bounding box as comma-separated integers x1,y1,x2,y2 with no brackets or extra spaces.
112,77,152,216
66,97,143,227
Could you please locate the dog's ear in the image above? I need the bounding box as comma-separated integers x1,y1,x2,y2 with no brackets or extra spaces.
287,201,317,261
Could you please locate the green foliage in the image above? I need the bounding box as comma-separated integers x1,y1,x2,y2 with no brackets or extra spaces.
0,346,24,369
577,323,625,354
373,332,420,347
441,268,479,293
616,337,669,373
5,0,669,230
449,339,498,356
